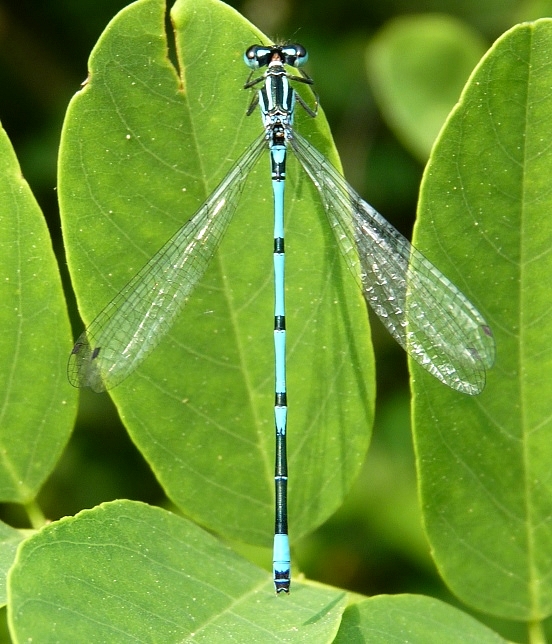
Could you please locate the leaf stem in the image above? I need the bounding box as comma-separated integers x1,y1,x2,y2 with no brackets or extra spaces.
23,499,47,530
528,618,547,644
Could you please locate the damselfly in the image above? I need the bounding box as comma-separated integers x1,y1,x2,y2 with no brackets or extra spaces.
68,43,495,593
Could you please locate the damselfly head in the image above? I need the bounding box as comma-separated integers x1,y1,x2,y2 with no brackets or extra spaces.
244,44,308,70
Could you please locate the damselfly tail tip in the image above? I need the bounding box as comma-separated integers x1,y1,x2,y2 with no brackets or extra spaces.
274,578,290,594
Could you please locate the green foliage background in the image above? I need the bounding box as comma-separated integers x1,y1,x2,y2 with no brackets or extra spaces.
1,0,552,641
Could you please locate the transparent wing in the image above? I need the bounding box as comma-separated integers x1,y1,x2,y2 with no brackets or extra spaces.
290,130,495,395
68,134,267,392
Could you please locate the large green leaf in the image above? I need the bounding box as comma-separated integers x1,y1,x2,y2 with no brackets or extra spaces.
0,121,77,502
8,500,347,641
59,0,374,554
412,19,552,620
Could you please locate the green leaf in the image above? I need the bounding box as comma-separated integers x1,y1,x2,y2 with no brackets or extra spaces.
0,522,27,607
366,14,487,161
0,121,77,502
59,0,374,553
335,595,506,643
412,19,552,620
8,500,347,641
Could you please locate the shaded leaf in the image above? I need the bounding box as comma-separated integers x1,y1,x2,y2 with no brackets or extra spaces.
335,594,506,643
367,14,487,161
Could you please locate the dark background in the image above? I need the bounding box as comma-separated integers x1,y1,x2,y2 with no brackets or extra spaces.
0,1,548,640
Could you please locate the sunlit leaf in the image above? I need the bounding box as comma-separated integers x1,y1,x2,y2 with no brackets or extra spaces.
412,18,552,620
59,0,374,553
8,500,347,641
0,120,76,502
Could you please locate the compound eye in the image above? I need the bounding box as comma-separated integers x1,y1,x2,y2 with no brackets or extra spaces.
281,43,308,68
244,45,273,69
